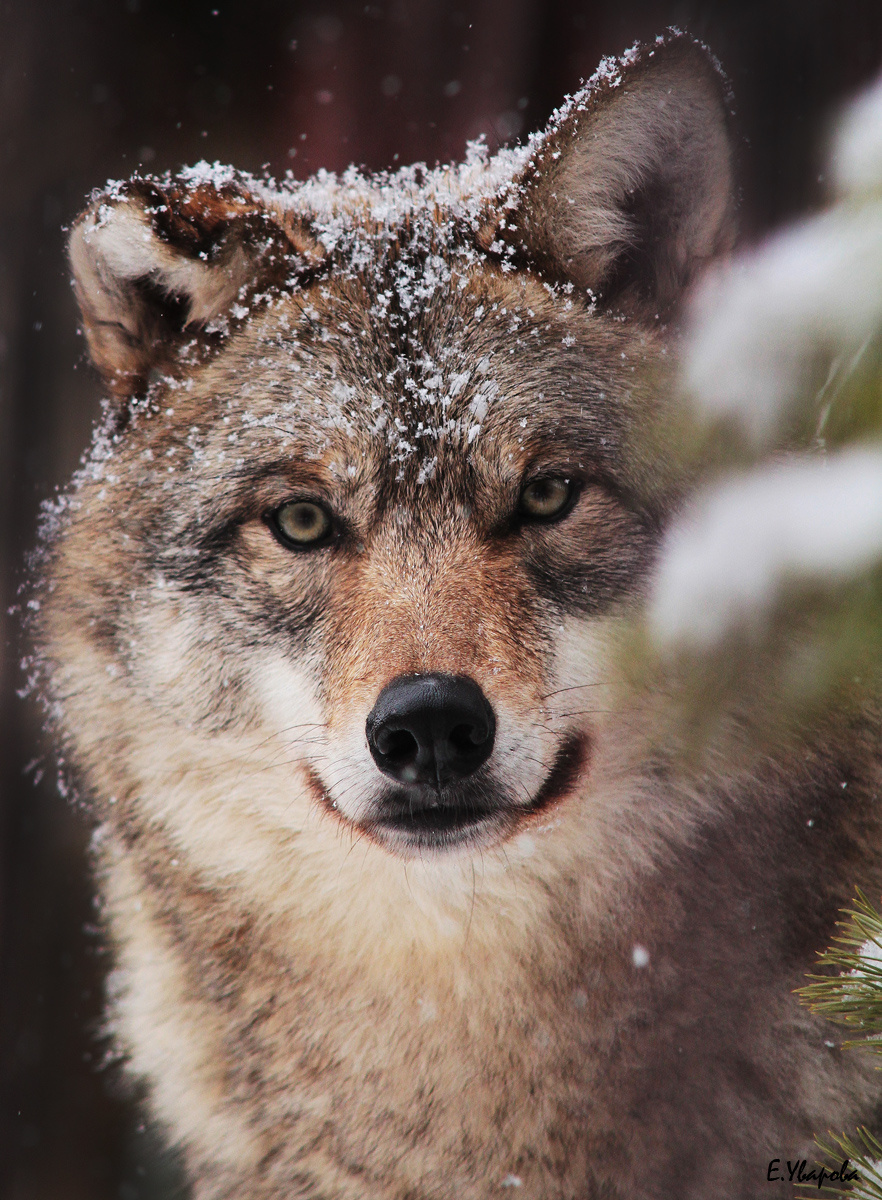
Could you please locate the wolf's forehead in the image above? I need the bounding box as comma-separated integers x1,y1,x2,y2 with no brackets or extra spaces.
192,208,627,494
332,213,486,333
208,276,616,496
238,236,512,421
233,321,507,483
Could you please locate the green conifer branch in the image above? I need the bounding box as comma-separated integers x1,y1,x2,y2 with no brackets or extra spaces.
796,894,882,1195
798,889,882,1047
795,1129,882,1198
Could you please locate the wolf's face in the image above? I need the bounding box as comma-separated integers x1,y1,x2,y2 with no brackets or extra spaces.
44,38,734,882
76,245,666,859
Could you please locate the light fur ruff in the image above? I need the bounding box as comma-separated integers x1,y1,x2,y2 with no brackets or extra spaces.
36,33,882,1200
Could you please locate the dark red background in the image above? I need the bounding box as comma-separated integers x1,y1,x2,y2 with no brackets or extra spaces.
2,2,882,1196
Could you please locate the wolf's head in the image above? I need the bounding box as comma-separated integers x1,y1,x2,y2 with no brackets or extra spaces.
42,36,734,891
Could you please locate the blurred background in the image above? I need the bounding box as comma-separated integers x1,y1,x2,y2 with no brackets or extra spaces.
2,1,882,1197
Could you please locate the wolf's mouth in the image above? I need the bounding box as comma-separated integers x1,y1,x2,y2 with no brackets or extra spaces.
316,733,588,855
377,800,493,835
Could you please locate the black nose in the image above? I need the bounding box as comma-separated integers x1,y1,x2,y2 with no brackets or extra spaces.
366,674,496,788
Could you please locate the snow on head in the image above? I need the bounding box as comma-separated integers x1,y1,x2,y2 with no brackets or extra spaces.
177,160,241,191
649,448,882,647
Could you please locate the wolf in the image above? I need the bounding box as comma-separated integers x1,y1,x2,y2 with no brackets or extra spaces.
35,32,882,1200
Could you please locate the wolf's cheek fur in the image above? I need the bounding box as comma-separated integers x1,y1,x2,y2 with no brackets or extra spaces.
522,485,660,614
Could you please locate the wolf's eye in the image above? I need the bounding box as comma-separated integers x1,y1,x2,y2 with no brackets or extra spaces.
518,477,575,522
269,500,333,548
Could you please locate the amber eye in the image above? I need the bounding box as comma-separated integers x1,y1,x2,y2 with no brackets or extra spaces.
269,500,333,548
518,477,575,522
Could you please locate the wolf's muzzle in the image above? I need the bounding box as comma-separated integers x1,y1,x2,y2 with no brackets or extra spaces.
365,673,496,788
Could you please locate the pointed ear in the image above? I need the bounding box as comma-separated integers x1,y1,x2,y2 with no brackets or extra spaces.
68,174,324,398
498,35,736,319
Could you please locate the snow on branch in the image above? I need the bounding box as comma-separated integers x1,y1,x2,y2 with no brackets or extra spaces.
649,68,882,655
650,449,882,646
682,71,882,445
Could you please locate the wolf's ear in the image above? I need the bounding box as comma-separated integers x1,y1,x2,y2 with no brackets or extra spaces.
68,175,324,398
501,36,736,319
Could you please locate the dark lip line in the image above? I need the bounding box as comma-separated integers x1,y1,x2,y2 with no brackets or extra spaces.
526,732,589,816
307,731,590,851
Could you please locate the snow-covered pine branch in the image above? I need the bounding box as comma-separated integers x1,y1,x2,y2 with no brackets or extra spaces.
647,68,882,661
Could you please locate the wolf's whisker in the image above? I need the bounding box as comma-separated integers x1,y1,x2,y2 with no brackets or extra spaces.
540,682,611,700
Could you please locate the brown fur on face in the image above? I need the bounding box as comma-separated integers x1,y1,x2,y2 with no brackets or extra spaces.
36,33,882,1200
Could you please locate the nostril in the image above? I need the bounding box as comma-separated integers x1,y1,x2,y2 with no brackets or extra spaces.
449,722,488,754
376,727,419,765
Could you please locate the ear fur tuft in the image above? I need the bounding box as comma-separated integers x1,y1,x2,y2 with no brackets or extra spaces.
68,176,324,398
504,33,737,319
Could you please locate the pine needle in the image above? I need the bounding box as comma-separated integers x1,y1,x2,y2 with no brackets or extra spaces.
795,1129,882,1198
798,889,882,1049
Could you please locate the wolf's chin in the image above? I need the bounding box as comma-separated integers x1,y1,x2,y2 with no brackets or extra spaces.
314,733,589,857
